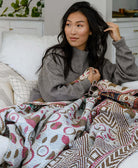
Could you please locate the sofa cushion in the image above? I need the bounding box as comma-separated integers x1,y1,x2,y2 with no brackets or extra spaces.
0,32,57,80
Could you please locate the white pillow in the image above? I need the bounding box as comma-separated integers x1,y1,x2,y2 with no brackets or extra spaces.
0,32,58,80
121,81,138,90
9,76,37,105
0,62,24,108
0,81,13,109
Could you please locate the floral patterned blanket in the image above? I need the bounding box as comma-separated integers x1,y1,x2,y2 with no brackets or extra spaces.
0,80,138,168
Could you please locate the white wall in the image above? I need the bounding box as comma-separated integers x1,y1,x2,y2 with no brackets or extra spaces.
44,0,112,35
44,0,78,35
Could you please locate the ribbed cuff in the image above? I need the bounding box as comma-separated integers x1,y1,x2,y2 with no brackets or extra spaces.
112,37,126,48
80,78,91,92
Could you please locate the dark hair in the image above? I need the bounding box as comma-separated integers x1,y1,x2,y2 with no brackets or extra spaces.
39,1,109,78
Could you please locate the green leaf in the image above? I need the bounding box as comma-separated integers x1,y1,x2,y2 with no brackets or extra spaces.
11,2,15,8
37,1,41,7
11,2,20,9
25,7,29,15
2,7,8,13
41,4,44,8
8,13,14,17
0,7,8,16
31,7,40,17
16,0,19,5
0,0,3,7
20,0,28,6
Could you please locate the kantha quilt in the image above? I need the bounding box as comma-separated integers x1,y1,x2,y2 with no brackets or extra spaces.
0,80,138,168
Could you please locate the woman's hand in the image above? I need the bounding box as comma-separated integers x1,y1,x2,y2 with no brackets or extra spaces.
104,22,121,42
88,67,101,84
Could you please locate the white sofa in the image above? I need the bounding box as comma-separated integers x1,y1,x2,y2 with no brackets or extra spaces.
0,32,138,168
0,31,137,109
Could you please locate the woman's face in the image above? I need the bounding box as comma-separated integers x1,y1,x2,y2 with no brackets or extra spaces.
65,11,92,51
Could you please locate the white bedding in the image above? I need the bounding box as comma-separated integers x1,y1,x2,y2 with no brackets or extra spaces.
121,81,138,90
119,152,138,168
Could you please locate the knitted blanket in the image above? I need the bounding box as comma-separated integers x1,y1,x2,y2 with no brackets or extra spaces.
0,80,138,168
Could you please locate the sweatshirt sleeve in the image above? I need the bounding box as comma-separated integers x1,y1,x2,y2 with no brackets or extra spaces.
38,56,91,102
102,37,138,84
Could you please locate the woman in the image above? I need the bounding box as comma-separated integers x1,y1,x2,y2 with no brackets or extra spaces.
30,1,138,102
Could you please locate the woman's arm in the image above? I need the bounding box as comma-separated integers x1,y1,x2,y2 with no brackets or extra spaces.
103,38,138,84
103,22,138,84
113,38,138,83
38,57,91,102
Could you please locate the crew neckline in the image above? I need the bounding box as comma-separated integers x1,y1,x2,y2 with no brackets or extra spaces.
73,47,88,54
72,47,89,64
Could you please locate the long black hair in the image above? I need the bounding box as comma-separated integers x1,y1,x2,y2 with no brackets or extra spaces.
39,1,109,78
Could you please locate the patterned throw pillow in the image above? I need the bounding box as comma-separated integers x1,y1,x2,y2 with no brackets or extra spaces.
9,76,37,105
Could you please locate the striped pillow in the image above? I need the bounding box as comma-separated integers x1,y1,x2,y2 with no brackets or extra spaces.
9,76,37,105
0,62,22,109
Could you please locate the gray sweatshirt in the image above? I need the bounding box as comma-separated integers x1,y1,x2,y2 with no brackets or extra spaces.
30,38,138,102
